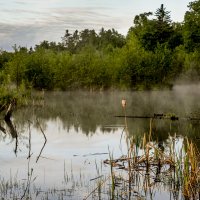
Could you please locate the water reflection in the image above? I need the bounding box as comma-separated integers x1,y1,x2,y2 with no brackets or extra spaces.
0,86,199,199
13,87,200,144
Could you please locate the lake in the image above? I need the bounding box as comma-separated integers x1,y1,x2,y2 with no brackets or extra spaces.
0,84,200,199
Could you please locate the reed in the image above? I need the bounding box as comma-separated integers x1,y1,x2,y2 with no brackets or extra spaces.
104,118,200,199
108,147,115,199
181,138,200,198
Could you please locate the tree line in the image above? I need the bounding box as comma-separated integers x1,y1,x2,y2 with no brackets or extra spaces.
1,1,200,91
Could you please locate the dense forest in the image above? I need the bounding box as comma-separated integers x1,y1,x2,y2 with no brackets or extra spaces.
1,1,200,93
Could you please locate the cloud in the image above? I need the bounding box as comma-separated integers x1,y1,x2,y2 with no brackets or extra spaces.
47,7,126,28
0,5,130,51
0,23,41,51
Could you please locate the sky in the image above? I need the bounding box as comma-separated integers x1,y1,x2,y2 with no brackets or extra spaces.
0,0,191,51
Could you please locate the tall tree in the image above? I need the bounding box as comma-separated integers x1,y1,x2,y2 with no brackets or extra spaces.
155,4,171,24
61,29,76,52
155,4,173,44
129,4,174,51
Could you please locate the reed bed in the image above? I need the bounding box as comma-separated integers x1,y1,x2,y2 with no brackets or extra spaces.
101,99,200,199
104,130,200,200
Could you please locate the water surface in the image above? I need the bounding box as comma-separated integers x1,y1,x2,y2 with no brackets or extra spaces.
0,85,200,199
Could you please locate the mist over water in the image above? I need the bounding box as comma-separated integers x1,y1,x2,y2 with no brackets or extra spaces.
173,83,200,114
0,84,200,199
12,84,200,138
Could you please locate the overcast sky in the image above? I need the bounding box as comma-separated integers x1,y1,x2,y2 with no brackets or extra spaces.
0,0,191,51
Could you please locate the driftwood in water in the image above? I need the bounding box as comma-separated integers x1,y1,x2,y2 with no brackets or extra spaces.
115,115,178,120
115,114,200,121
115,115,152,119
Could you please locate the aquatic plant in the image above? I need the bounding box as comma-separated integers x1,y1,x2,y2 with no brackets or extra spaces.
104,130,200,199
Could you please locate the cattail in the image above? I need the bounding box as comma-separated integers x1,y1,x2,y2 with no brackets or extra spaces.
121,99,126,108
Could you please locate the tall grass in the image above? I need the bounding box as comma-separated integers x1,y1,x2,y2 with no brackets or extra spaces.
104,118,200,199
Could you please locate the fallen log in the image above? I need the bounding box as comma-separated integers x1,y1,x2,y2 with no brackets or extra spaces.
115,115,152,119
115,115,200,121
114,115,180,121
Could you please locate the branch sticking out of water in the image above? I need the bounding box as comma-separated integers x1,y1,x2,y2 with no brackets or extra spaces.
27,121,32,159
36,119,47,163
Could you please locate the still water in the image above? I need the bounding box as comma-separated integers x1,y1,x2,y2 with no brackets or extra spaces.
0,84,200,199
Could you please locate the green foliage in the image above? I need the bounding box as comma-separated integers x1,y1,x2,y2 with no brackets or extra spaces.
154,44,173,82
0,86,15,106
170,46,185,78
155,4,171,24
168,23,183,49
25,49,55,90
5,48,28,88
183,0,200,52
35,40,65,52
0,1,200,91
183,50,200,79
0,79,28,108
61,28,125,53
129,4,175,51
0,50,13,69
